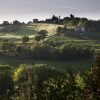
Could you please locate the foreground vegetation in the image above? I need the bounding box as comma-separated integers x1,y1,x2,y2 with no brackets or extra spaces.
0,56,100,100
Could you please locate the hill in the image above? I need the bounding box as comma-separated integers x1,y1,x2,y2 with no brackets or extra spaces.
0,23,100,53
0,23,63,39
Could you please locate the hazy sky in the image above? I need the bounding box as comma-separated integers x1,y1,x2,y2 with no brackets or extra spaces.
0,0,100,23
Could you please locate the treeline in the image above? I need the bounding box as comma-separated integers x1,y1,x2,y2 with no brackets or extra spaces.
0,41,93,61
0,56,100,100
1,14,100,33
35,14,100,33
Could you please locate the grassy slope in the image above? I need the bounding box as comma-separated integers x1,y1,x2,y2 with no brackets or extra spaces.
46,36,100,53
0,23,63,39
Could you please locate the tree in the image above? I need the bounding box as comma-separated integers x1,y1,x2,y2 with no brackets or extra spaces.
13,20,21,25
22,36,29,43
34,35,42,44
37,30,48,41
33,19,39,23
2,21,9,26
70,14,74,19
51,15,59,23
13,64,38,100
44,68,85,100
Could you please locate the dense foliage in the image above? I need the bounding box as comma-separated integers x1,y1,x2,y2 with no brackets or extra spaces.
0,56,100,99
0,41,93,61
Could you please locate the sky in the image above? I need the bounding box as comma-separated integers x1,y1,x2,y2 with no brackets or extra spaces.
0,0,100,23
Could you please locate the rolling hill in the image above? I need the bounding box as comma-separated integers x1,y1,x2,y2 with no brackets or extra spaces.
0,23,100,52
0,23,63,39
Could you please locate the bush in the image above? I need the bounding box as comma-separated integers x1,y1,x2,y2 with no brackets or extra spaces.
31,44,53,60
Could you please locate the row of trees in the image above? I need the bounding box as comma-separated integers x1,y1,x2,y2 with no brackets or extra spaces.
0,55,100,99
2,14,100,32
0,40,93,60
2,20,22,26
33,14,100,33
1,14,100,39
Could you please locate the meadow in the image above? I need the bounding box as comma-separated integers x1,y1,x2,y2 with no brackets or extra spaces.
0,23,63,39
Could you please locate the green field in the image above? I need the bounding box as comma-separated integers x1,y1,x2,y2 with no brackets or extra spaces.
0,23,63,39
0,23,99,72
46,35,100,53
0,23,100,53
